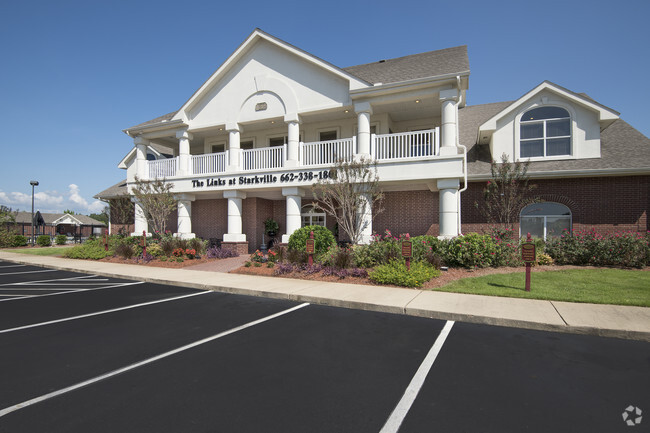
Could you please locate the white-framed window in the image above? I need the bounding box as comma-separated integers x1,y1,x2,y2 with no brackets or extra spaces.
211,143,225,153
240,139,254,150
520,202,572,240
317,128,339,142
520,106,571,158
301,205,326,227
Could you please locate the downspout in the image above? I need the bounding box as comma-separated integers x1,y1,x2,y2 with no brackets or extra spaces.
456,76,468,235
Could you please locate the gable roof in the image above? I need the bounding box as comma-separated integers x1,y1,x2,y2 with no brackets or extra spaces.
343,45,469,85
94,179,129,200
478,81,620,139
459,102,650,178
127,33,470,132
13,212,106,226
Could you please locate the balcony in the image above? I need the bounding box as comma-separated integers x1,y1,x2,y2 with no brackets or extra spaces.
146,128,443,179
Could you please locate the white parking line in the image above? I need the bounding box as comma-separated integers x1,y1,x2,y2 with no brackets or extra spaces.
380,320,455,433
0,291,211,334
0,281,144,302
0,302,310,418
0,269,58,277
5,275,99,286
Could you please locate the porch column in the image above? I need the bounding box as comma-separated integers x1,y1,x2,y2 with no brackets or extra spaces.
226,123,241,172
134,136,149,179
355,102,372,157
281,187,304,244
357,192,373,244
438,178,460,239
132,199,149,236
285,113,300,167
223,190,246,242
177,130,192,176
439,89,459,156
175,194,195,239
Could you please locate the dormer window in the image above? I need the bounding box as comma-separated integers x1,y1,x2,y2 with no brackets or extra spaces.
520,106,571,158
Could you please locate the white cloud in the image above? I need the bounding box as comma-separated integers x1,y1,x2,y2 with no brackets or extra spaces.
68,184,88,207
88,200,106,213
0,185,103,215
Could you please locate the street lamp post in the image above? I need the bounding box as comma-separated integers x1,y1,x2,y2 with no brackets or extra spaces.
30,180,39,246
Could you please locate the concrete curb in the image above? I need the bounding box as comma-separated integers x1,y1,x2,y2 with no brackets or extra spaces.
1,252,648,342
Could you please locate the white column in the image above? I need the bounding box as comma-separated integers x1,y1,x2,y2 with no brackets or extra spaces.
223,190,246,242
439,89,459,156
438,178,460,239
281,187,304,244
357,192,373,244
132,199,149,236
134,136,149,179
285,113,300,167
176,130,192,176
226,123,241,172
175,194,195,239
355,102,372,157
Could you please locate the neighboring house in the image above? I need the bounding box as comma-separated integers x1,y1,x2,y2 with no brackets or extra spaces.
96,29,649,253
9,212,106,239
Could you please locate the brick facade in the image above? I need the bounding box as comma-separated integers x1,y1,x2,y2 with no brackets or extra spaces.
463,175,649,235
374,190,439,237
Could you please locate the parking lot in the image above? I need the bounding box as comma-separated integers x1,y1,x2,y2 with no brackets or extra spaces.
0,259,648,432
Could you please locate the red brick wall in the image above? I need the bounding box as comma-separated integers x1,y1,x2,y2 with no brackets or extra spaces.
374,190,439,237
464,175,649,235
192,199,227,240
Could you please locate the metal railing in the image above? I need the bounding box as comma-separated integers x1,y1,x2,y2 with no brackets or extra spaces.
372,128,439,160
300,137,356,166
192,152,227,175
242,145,285,171
147,157,177,179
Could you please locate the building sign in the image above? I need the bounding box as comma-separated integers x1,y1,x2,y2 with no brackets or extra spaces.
191,169,333,189
255,102,267,111
401,240,412,258
521,242,536,263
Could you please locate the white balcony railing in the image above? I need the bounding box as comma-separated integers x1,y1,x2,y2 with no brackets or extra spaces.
300,137,356,166
192,152,227,175
372,128,439,160
242,145,285,171
147,157,177,179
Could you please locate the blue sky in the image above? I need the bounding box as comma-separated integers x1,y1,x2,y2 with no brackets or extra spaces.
1,0,648,215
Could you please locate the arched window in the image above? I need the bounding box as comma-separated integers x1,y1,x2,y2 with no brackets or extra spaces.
520,202,571,239
301,205,326,227
520,106,571,158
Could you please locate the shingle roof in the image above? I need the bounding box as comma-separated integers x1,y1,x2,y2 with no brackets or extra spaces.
94,179,128,200
128,111,178,130
13,212,106,226
343,45,469,84
459,102,650,177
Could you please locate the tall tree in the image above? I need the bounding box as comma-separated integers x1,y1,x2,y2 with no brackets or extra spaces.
311,156,384,244
131,176,177,234
109,197,135,235
476,153,537,228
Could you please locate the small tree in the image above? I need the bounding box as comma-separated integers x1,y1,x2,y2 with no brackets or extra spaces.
109,197,135,235
0,206,17,224
312,157,384,244
131,176,177,234
476,153,537,229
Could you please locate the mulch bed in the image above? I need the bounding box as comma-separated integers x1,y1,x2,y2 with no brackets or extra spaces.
99,255,216,269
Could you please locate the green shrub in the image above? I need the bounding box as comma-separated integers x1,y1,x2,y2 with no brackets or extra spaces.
368,260,440,288
288,225,335,256
36,235,51,247
545,229,649,268
188,237,207,255
487,226,523,267
353,230,402,267
146,243,163,257
319,244,355,268
62,243,111,260
12,235,28,247
55,234,67,245
446,233,497,268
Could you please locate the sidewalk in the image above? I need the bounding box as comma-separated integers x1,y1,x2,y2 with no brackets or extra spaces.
1,251,648,342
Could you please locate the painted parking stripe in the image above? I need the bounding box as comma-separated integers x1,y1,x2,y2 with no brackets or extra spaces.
0,281,144,302
0,302,310,418
380,320,455,433
0,269,59,277
5,275,99,286
0,291,211,334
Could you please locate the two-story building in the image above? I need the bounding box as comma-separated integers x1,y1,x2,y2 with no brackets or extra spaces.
97,29,649,253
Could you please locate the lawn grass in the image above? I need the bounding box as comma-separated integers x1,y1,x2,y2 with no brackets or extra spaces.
1,247,71,257
436,269,650,307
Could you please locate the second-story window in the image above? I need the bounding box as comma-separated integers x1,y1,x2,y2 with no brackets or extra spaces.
319,130,338,141
520,106,571,158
